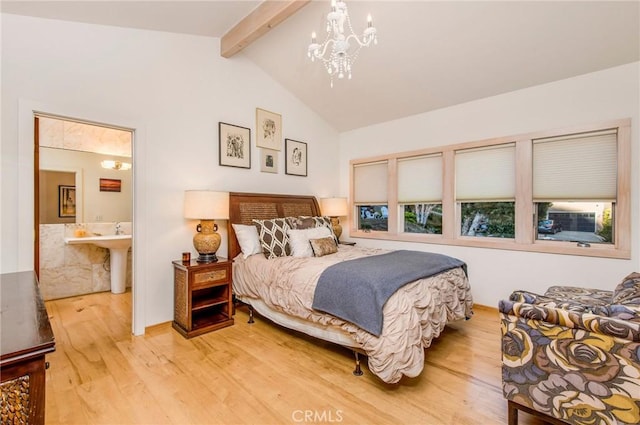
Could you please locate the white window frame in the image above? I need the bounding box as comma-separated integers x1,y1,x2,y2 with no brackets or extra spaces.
349,118,631,259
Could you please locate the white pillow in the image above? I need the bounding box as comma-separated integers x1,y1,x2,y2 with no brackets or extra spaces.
287,226,332,258
232,223,262,258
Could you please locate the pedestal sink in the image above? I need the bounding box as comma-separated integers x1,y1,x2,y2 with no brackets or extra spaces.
64,235,132,294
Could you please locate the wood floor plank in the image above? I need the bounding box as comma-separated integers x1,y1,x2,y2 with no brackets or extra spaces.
44,291,548,425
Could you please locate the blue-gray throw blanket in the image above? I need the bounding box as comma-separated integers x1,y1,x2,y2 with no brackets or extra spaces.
312,250,466,337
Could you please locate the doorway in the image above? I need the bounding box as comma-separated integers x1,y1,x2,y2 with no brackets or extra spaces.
34,114,134,315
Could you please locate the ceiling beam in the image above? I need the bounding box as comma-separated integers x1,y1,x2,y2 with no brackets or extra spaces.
221,0,310,58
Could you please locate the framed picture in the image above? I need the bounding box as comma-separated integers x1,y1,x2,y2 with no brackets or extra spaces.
285,139,307,177
99,178,121,192
256,108,282,151
59,185,76,217
219,122,251,169
260,149,278,173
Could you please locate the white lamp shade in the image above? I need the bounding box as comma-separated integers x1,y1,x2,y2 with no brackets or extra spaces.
320,197,348,217
184,190,229,219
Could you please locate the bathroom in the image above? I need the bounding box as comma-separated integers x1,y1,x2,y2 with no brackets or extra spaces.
37,115,133,300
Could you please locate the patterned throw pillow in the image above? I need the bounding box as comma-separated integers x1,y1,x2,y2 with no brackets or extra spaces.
286,216,316,230
287,227,332,258
309,236,338,257
298,216,338,244
252,218,291,259
612,272,640,304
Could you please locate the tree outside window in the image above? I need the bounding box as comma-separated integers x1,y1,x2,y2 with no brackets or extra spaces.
460,202,515,238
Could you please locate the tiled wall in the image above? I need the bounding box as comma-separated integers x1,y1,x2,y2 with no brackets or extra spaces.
39,116,132,156
39,222,132,300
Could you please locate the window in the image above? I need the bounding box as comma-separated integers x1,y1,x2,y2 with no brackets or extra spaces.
403,204,442,234
536,202,614,244
533,130,617,245
461,202,515,238
455,144,515,238
397,154,443,234
353,161,388,232
349,118,630,259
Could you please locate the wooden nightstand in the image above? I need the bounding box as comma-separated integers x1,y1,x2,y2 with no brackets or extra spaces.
172,258,234,338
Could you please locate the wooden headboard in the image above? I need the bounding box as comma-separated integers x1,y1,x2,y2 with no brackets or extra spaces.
227,192,321,260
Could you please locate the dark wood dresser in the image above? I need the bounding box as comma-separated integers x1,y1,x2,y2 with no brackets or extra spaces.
1,271,56,425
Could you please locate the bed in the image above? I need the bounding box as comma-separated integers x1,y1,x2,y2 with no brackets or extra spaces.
227,192,473,384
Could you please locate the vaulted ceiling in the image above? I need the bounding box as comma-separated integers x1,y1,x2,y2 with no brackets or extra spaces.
3,1,639,132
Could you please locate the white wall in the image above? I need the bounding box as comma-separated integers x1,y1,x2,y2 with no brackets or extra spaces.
1,14,339,331
339,62,640,308
3,15,636,326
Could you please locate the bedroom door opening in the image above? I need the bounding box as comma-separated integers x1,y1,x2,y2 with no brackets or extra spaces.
34,114,134,322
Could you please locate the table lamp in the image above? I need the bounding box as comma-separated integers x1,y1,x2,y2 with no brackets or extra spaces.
320,197,348,242
184,190,229,262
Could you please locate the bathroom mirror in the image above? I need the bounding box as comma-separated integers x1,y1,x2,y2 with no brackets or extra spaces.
39,147,132,224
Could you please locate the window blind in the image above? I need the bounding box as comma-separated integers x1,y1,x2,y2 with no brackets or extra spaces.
397,154,442,203
354,161,388,203
455,143,515,201
533,130,617,201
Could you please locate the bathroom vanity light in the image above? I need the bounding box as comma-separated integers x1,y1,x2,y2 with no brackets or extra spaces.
184,190,229,262
101,160,131,170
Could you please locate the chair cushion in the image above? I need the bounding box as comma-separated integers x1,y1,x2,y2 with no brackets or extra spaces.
507,275,640,323
603,303,640,322
544,285,613,306
612,272,640,304
518,286,612,314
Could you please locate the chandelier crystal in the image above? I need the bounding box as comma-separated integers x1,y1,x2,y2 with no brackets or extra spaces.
307,0,377,88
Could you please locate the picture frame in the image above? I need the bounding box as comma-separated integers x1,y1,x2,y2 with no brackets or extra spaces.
255,108,282,151
260,149,278,173
219,122,251,169
99,178,121,192
59,185,76,217
285,139,307,177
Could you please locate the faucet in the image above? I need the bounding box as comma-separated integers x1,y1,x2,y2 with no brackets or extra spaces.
115,222,122,235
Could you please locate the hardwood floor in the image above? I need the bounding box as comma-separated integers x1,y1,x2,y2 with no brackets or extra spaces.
44,292,547,425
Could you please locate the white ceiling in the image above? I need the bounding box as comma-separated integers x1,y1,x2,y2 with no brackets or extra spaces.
1,1,262,37
3,1,639,132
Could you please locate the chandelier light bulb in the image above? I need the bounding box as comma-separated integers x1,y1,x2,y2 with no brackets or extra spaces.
306,0,378,88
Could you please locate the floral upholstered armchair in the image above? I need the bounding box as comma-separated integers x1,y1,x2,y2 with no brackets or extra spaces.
499,273,640,425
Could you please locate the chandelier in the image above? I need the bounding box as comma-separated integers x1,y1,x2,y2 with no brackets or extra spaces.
307,0,377,87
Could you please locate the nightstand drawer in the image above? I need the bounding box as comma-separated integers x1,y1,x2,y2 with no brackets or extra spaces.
192,267,229,289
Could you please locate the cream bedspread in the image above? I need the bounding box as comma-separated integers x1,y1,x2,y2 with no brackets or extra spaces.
232,246,473,384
